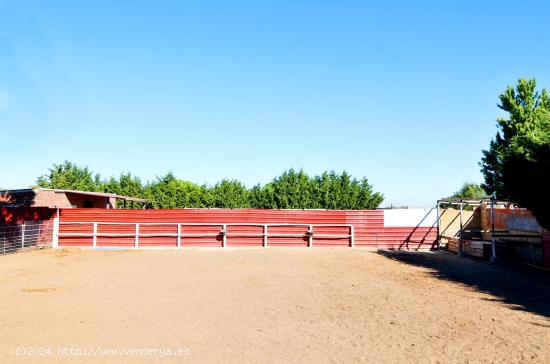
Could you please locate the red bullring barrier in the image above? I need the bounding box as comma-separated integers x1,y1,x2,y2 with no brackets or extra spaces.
56,208,438,250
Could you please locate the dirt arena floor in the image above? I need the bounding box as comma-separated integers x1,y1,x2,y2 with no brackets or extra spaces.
1,248,549,363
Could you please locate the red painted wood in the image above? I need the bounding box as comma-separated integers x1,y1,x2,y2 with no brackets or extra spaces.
58,208,437,250
1,207,56,225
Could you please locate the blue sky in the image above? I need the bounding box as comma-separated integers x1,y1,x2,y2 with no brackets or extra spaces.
1,0,549,207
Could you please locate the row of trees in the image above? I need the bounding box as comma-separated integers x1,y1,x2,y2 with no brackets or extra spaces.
36,162,384,210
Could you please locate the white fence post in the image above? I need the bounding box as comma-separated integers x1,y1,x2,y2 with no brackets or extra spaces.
177,224,181,248
263,224,268,247
458,202,464,257
134,223,139,248
52,217,59,248
308,225,313,247
21,223,26,249
92,222,98,248
222,224,227,248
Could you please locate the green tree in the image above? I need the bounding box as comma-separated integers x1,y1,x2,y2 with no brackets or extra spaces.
144,173,209,208
254,169,384,210
271,169,315,209
102,173,145,208
450,183,487,199
480,79,550,228
209,179,250,208
36,161,102,191
103,173,144,197
355,177,384,209
496,113,550,227
248,183,276,209
310,171,383,209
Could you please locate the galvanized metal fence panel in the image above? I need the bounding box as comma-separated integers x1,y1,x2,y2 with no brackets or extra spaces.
0,220,53,255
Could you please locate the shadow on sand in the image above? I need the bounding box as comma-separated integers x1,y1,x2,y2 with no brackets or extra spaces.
377,250,550,319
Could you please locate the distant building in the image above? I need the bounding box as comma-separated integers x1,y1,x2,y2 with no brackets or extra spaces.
0,188,146,209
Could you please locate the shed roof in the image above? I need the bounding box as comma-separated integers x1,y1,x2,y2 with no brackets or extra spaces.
0,188,147,203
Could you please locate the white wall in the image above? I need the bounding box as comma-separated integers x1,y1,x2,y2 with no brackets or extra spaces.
383,208,437,227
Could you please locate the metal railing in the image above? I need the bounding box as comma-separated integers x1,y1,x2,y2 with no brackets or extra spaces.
57,222,355,248
0,220,54,255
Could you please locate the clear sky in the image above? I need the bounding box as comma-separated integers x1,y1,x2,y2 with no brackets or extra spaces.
1,0,549,207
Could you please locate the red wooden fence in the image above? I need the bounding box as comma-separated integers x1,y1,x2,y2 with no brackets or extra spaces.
58,208,438,250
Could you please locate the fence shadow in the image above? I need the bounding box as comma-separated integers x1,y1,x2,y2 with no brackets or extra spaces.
399,208,438,251
377,250,550,318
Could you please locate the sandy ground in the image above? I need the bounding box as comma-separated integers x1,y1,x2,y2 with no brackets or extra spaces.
0,248,549,364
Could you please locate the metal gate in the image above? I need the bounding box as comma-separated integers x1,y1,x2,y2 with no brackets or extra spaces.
1,220,54,255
